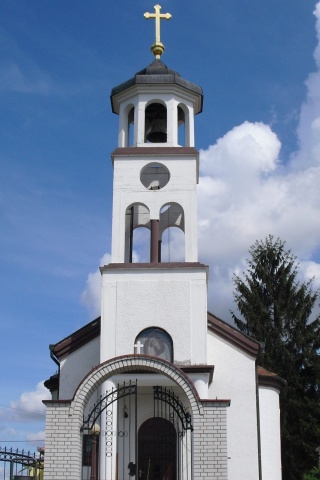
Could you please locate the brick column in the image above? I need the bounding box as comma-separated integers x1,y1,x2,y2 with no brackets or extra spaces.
193,401,229,479
44,401,82,480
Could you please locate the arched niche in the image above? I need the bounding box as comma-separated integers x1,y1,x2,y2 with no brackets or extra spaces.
135,327,173,362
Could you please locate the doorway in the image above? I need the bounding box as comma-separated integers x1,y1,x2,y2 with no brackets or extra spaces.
138,418,177,480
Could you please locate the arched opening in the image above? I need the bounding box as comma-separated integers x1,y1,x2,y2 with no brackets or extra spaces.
132,226,151,262
159,203,185,262
161,227,185,262
128,106,134,146
125,204,150,262
178,106,186,146
138,418,177,480
145,103,167,143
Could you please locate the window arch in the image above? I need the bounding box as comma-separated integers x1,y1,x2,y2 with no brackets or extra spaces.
135,327,173,362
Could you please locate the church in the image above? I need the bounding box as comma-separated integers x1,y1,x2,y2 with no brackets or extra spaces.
43,5,284,480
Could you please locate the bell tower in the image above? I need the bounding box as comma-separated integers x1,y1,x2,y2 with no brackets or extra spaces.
100,5,208,370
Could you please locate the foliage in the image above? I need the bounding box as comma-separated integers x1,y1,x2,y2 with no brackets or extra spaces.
304,467,320,480
231,235,320,480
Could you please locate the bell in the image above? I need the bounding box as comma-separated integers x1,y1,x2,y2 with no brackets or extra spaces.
145,103,167,143
146,117,167,143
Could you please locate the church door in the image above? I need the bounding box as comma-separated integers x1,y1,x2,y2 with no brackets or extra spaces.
138,418,177,480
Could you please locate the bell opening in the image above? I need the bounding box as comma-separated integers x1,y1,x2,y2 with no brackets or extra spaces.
145,103,167,143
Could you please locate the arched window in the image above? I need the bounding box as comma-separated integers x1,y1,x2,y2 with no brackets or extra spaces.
140,162,170,190
135,328,173,362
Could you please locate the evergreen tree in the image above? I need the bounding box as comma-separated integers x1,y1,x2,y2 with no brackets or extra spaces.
231,235,320,480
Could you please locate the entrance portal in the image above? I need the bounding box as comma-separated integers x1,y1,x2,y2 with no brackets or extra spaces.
138,418,177,480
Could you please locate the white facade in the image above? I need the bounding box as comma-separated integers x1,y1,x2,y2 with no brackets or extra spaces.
100,265,208,365
208,330,260,480
43,54,283,480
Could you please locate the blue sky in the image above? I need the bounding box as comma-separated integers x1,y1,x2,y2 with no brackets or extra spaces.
1,0,320,456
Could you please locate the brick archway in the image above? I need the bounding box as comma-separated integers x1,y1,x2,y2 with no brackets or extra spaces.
71,355,203,419
44,356,205,480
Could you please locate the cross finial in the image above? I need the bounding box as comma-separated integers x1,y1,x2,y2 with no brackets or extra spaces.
144,4,172,59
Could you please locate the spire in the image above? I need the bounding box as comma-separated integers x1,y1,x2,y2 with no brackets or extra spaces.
144,4,172,59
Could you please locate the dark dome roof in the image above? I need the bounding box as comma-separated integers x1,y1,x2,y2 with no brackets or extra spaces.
111,59,203,102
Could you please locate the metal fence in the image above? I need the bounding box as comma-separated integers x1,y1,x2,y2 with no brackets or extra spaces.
0,447,43,480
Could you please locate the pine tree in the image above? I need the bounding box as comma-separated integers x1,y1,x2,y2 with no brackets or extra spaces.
231,235,320,480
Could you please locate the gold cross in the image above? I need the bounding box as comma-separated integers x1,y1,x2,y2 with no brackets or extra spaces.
144,4,172,59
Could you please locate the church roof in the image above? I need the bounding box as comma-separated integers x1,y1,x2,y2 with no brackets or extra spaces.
51,311,260,361
207,311,260,358
257,366,286,391
110,59,203,114
48,314,285,391
52,317,100,360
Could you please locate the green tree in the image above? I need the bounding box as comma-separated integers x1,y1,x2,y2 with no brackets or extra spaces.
304,467,320,480
231,235,320,480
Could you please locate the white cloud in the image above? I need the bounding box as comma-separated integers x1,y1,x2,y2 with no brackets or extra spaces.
81,253,111,318
300,261,320,289
198,120,320,319
26,430,46,443
1,382,50,423
289,4,320,171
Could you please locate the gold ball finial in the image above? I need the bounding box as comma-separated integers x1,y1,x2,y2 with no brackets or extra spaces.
151,41,165,59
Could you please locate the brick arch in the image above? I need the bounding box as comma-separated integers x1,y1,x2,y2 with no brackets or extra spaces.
70,355,203,420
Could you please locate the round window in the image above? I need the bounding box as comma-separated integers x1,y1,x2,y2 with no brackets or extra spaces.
140,163,170,190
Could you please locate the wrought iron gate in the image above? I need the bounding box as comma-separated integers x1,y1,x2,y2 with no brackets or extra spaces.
81,382,193,480
82,381,137,480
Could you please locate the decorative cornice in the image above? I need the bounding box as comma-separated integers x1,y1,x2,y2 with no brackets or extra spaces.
111,147,199,157
100,262,208,272
201,399,231,406
180,365,214,385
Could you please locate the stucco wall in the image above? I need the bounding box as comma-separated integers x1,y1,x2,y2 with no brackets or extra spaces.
100,266,208,366
259,386,282,480
207,330,260,480
59,336,100,399
111,154,199,263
